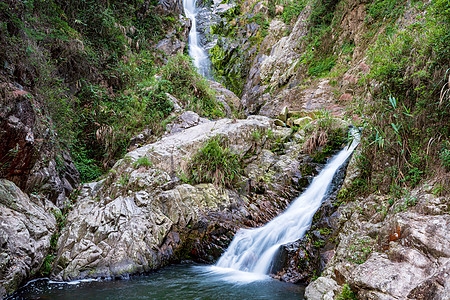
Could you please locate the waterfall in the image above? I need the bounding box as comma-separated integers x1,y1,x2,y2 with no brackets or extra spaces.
215,129,360,276
183,0,210,77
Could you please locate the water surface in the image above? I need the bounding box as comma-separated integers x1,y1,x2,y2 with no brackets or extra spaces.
10,264,304,299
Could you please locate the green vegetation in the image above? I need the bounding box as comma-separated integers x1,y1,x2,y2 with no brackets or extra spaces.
133,157,153,168
282,0,306,24
351,0,450,197
346,237,374,264
39,203,72,276
184,136,243,188
302,110,348,162
0,0,225,184
337,284,357,300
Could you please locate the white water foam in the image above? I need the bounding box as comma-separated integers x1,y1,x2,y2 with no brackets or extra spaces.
183,0,210,77
211,129,360,281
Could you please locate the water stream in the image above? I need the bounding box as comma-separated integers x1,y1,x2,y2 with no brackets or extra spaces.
184,0,211,77
213,130,360,276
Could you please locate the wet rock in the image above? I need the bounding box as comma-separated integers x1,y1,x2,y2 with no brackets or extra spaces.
0,179,57,298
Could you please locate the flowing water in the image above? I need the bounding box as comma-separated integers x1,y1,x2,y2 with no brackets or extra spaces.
214,130,360,275
184,0,211,77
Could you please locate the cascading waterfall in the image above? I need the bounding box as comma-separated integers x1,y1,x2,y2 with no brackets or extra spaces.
183,0,210,77
215,129,360,276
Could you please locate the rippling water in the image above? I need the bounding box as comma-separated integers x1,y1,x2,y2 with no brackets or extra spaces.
10,264,304,299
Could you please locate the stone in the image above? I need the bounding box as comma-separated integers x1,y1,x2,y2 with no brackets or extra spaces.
0,179,57,298
305,276,340,300
274,119,285,127
293,116,313,127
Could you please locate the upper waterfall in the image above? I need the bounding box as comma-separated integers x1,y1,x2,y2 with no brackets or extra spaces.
183,0,211,77
215,129,360,276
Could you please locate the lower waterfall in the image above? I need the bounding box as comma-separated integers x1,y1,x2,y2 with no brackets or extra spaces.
215,129,360,276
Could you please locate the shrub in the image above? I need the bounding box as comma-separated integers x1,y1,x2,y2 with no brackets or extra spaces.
185,136,242,188
160,54,224,118
355,2,450,194
337,284,357,300
282,1,306,25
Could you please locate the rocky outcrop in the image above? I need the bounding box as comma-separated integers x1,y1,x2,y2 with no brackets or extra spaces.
156,15,191,56
0,179,57,298
305,184,450,299
0,83,80,208
53,115,317,280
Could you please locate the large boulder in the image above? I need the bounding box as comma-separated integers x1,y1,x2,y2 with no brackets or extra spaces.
305,184,450,299
0,179,57,298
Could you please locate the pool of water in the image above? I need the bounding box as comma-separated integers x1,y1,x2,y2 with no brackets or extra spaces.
9,264,305,299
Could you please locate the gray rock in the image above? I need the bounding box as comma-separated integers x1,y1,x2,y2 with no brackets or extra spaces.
0,179,57,298
305,276,340,300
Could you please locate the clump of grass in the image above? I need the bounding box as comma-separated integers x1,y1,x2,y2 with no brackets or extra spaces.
337,284,357,300
185,136,242,188
133,157,152,168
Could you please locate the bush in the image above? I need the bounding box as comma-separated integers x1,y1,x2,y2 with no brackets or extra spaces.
160,53,224,118
355,1,450,194
282,1,306,25
185,136,242,188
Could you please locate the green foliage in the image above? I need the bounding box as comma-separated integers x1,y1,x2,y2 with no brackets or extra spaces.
210,39,246,96
367,0,407,22
119,174,130,187
357,2,450,194
133,157,153,168
440,141,450,170
337,284,357,300
185,136,242,188
282,1,306,24
308,55,337,77
161,54,224,118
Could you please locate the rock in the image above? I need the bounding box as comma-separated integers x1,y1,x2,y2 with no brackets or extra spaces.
0,84,80,207
208,80,242,115
305,183,450,299
305,276,340,300
293,116,313,127
156,38,185,56
158,0,183,15
53,116,280,280
274,119,285,127
0,179,57,298
278,106,289,122
166,93,183,112
128,128,153,150
165,111,210,134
